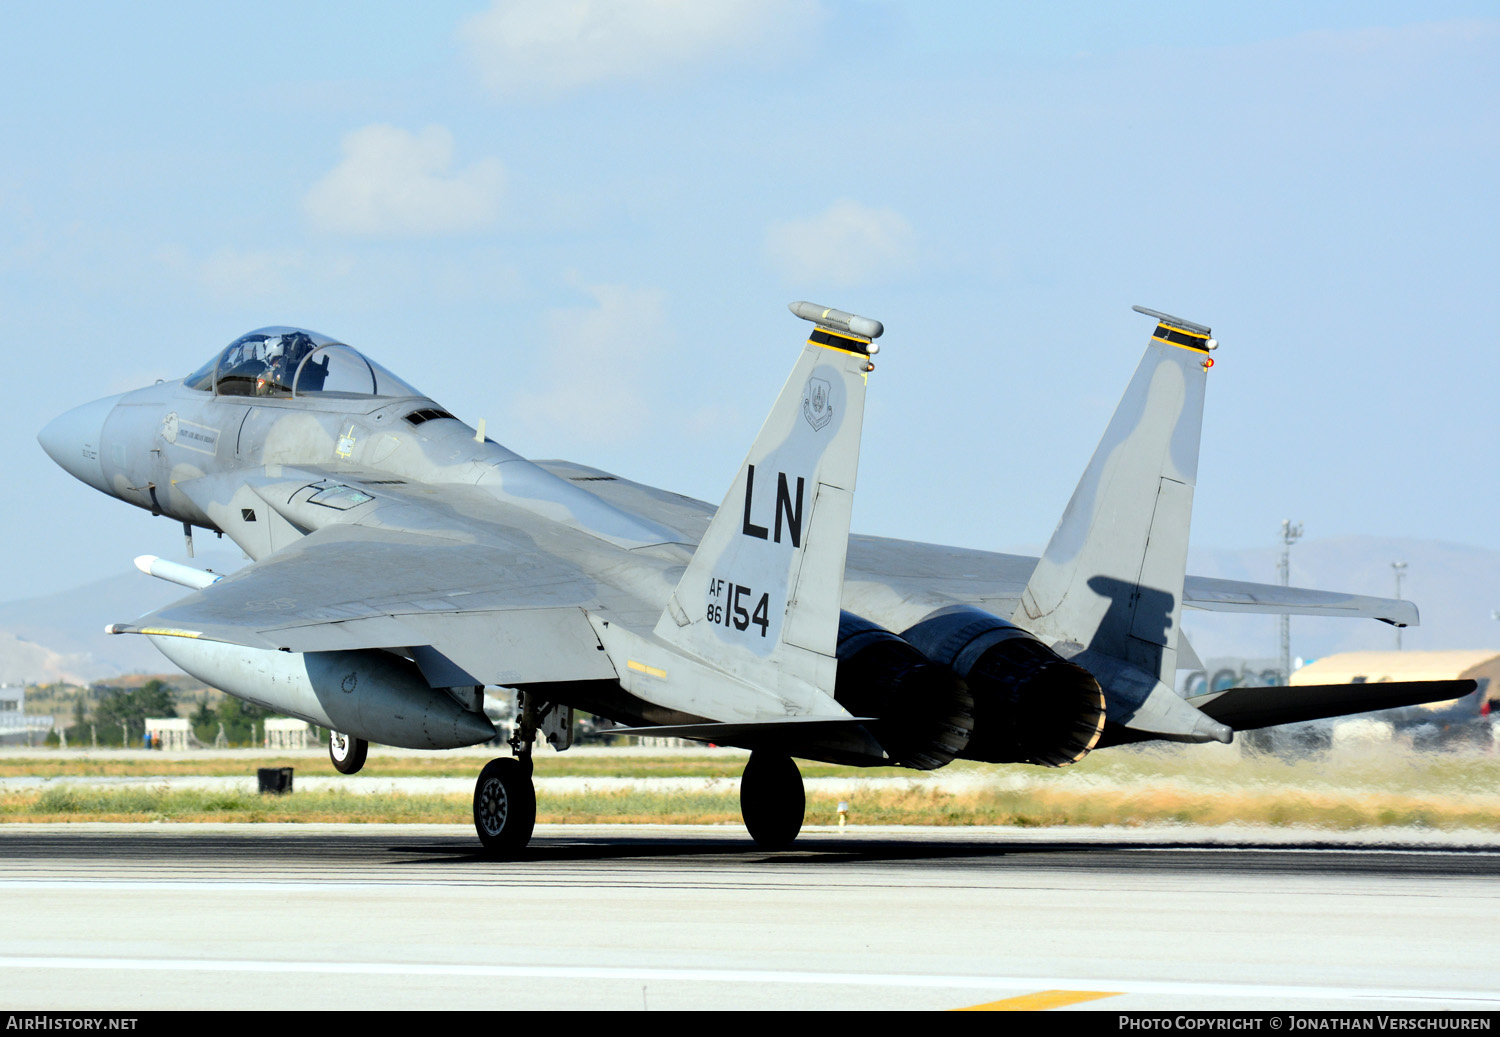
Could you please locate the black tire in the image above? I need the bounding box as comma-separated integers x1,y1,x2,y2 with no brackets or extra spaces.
473,757,536,856
329,731,368,775
740,751,804,849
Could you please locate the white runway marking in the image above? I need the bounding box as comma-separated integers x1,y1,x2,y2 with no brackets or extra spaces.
0,956,1495,1006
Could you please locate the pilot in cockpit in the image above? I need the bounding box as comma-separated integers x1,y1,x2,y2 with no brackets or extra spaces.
256,331,323,396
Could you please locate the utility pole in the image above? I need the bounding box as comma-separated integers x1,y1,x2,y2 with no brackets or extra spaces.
1392,561,1408,651
1278,520,1304,683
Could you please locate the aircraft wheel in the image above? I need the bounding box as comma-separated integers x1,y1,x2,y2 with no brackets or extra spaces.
740,751,804,849
473,757,536,856
329,731,368,775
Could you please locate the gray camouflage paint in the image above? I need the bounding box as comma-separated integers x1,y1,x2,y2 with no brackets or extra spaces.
37,309,1425,761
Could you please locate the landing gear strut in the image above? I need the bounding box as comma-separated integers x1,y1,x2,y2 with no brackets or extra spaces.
740,751,804,849
472,691,554,856
329,731,368,775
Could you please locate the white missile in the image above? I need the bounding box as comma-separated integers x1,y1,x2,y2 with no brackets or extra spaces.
134,554,221,591
146,635,495,749
788,301,884,341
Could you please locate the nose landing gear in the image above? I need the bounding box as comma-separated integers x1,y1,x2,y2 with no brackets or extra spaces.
329,731,368,775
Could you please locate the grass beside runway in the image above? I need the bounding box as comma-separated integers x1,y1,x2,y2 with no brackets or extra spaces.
3,777,1499,829
3,741,1499,790
0,751,852,781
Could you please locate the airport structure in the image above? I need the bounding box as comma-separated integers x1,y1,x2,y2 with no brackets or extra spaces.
1290,648,1500,696
1179,658,1286,697
263,717,313,750
1292,650,1499,718
143,717,191,751
0,684,52,746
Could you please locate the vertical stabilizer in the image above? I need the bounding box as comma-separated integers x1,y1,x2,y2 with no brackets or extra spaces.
653,303,881,706
1017,308,1215,686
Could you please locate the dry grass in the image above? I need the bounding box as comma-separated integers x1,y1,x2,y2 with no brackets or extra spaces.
0,753,852,780
5,739,1497,829
3,775,1497,830
6,742,1499,791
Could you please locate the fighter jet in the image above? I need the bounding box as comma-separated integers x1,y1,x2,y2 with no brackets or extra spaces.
37,304,1471,854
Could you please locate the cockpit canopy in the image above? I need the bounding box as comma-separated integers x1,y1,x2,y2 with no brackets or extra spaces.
184,327,424,399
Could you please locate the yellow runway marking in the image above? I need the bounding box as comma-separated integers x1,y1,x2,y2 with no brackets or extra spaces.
954,989,1120,1011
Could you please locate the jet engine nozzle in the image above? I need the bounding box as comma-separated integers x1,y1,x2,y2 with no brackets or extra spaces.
835,612,973,770
903,606,1105,767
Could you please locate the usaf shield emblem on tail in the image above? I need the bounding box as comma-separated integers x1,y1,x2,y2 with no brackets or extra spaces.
802,377,833,431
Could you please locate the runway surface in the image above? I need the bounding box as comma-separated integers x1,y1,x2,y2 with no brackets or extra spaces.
1,823,1498,1012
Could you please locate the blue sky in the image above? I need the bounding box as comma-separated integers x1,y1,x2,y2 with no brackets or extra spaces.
4,1,1497,602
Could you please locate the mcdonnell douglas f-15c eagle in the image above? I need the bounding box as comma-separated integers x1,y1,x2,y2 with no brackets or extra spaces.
38,303,1472,853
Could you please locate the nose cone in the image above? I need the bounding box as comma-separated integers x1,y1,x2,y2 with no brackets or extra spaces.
38,393,123,494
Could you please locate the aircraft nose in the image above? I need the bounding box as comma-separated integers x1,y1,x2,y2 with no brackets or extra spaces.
38,393,123,494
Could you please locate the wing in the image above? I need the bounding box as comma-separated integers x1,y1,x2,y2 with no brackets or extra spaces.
533,461,1419,629
112,487,620,687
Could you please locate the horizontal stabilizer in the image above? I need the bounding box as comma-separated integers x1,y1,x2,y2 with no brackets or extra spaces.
1194,679,1475,731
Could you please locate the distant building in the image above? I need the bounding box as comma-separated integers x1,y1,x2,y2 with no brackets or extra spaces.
144,717,192,751
1178,658,1285,697
0,684,54,746
263,718,312,750
1282,650,1500,751
1177,652,1499,754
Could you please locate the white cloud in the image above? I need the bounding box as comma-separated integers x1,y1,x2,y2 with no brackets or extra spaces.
512,283,670,443
764,199,915,288
459,0,821,96
0,192,46,274
155,243,314,302
198,247,309,299
303,124,505,236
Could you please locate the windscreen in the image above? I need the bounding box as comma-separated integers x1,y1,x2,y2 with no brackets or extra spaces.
184,327,423,399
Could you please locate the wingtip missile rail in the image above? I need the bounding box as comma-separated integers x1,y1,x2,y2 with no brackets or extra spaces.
1132,304,1217,352
789,301,884,348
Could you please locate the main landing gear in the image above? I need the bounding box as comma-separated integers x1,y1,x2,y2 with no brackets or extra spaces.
473,756,535,856
473,691,568,856
740,750,805,850
329,730,368,775
471,705,805,854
